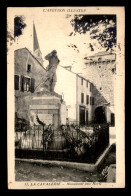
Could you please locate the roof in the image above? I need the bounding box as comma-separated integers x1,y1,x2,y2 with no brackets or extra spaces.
14,47,46,70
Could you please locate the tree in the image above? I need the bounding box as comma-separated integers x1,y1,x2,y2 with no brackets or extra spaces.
69,15,116,51
14,16,27,37
7,25,14,52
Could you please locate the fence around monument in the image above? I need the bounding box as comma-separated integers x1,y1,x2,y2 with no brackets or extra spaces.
15,124,109,163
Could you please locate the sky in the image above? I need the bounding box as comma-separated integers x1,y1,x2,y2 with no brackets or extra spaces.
8,7,110,74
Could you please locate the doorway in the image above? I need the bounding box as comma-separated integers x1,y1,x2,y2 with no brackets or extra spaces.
79,106,85,125
94,106,106,124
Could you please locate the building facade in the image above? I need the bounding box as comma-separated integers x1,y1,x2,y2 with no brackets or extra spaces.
14,47,46,122
83,52,116,126
55,65,94,125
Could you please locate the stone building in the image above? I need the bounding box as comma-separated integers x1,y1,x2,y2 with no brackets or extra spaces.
83,51,116,126
14,47,46,121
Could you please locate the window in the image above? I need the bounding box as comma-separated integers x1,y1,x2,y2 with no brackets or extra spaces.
86,95,89,104
112,68,116,74
98,58,101,61
112,60,115,63
86,81,88,87
30,78,35,93
90,83,92,92
21,76,35,93
90,97,94,105
14,75,19,90
81,93,84,103
81,78,83,85
27,64,31,73
24,77,31,91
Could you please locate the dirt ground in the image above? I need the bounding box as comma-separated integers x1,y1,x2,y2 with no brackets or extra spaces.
15,145,116,182
15,161,103,182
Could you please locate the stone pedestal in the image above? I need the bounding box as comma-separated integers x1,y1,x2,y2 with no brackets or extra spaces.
29,92,67,128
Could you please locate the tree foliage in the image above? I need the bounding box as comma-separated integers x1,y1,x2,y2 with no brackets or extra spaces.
14,16,27,37
7,25,14,51
70,15,116,51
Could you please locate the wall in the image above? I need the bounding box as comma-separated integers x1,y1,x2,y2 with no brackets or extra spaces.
15,48,46,121
15,48,46,89
83,53,116,123
54,66,77,124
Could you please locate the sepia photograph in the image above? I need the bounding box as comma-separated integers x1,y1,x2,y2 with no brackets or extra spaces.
7,7,125,189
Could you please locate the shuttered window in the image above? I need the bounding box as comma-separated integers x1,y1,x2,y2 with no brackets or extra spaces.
20,75,24,91
86,95,89,104
14,75,19,90
81,93,84,103
31,78,35,93
24,77,31,91
20,76,35,93
89,97,94,105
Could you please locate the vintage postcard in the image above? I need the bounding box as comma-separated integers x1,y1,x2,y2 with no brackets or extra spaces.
7,7,125,189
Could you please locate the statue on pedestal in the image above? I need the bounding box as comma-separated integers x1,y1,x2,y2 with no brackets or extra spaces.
36,50,60,93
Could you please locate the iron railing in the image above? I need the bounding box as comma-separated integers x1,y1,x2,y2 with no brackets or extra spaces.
15,124,109,163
